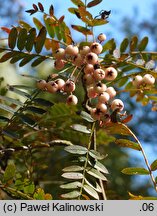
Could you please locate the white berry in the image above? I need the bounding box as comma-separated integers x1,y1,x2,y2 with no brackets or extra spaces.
66,95,78,105
85,52,98,65
97,33,107,42
142,74,155,85
37,80,47,90
106,87,117,98
98,92,110,103
111,99,124,112
65,45,79,56
90,42,103,55
105,67,118,81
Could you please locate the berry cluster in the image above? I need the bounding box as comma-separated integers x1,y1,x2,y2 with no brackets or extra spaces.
132,74,155,87
37,33,124,121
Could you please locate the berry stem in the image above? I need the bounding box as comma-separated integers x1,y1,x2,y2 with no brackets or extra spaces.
123,124,157,193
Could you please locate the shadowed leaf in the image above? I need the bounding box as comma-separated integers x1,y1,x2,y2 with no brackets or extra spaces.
64,145,87,154
8,27,18,49
87,0,102,8
71,25,93,35
34,27,47,53
62,172,83,179
61,190,80,199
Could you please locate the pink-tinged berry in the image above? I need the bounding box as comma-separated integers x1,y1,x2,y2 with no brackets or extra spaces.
85,52,98,65
87,86,98,98
54,59,65,70
94,82,107,94
73,54,84,67
80,46,90,56
54,78,65,90
84,64,94,74
36,80,47,90
90,42,103,55
65,45,79,56
54,48,65,59
90,108,101,121
98,92,110,103
111,99,124,112
105,67,118,81
83,74,95,85
96,103,108,113
97,33,107,43
93,68,105,81
46,81,58,93
142,74,155,85
64,80,76,93
66,95,78,105
106,87,116,98
132,75,143,87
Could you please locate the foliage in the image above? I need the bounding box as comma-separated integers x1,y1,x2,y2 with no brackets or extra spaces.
0,0,157,200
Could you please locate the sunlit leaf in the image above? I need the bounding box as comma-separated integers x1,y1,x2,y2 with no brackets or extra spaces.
105,122,132,136
78,111,94,122
33,17,44,30
61,190,80,199
89,150,105,160
85,178,102,193
83,185,99,199
8,86,31,99
86,168,107,181
92,19,108,26
115,139,141,151
64,145,87,154
0,103,15,114
150,160,157,171
71,124,91,134
0,95,23,106
129,192,157,200
94,161,109,174
44,16,55,38
87,0,102,8
70,0,85,6
19,20,32,29
102,39,116,53
62,165,83,172
71,25,93,35
3,163,16,183
60,181,82,189
62,172,83,180
121,167,149,175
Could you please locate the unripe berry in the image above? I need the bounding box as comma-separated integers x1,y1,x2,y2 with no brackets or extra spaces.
65,45,79,56
98,92,110,103
54,59,65,70
46,81,58,93
111,99,124,112
79,46,90,56
54,48,65,59
87,86,98,98
97,33,107,42
66,95,78,105
142,74,155,85
54,78,65,90
90,42,103,55
93,68,105,81
83,74,95,85
105,67,118,81
36,80,47,90
64,80,76,93
94,82,107,94
73,54,84,67
84,64,94,74
97,103,108,114
106,87,117,98
132,75,143,87
85,52,98,65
